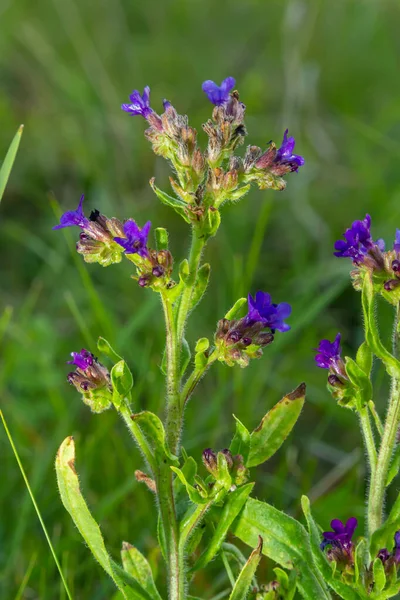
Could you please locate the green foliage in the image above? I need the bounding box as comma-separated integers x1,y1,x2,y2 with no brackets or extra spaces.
131,411,178,464
233,497,332,599
55,436,152,599
246,383,305,468
228,536,263,600
111,360,134,408
121,542,163,600
0,125,23,203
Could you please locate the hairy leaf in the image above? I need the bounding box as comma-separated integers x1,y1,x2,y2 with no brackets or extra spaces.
131,411,178,464
55,437,151,599
246,383,305,467
229,416,251,464
233,497,332,599
228,536,263,600
121,542,162,600
193,483,254,572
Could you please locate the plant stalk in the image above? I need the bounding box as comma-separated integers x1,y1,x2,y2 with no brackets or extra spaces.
368,303,400,535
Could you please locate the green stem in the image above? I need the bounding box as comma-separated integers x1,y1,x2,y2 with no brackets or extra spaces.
368,303,400,535
175,229,206,345
161,292,181,454
359,406,377,473
119,402,155,470
180,349,219,408
155,461,184,600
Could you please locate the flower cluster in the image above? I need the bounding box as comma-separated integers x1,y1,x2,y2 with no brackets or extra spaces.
320,516,358,566
334,214,400,303
314,333,355,406
202,447,249,488
377,531,400,573
54,197,173,287
216,291,291,367
67,349,112,413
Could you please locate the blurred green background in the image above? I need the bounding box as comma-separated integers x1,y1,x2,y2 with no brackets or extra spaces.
1,0,400,597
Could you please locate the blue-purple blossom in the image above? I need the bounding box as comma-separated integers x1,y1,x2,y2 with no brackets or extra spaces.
334,214,375,263
394,229,400,253
314,333,342,370
321,517,357,551
246,291,291,333
68,349,94,371
114,220,151,257
121,87,152,118
202,77,236,106
275,129,305,171
53,195,90,230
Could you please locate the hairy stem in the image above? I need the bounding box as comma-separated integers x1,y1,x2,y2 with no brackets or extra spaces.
181,349,219,408
359,406,377,473
368,303,400,535
119,402,155,470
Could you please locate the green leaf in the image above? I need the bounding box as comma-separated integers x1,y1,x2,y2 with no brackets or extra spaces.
111,360,134,409
246,383,305,468
154,227,169,251
204,208,221,239
228,536,263,600
229,416,250,464
274,567,297,600
224,298,247,320
0,125,23,203
386,445,400,487
56,437,151,600
121,542,162,600
354,538,369,584
301,495,363,600
170,466,208,504
372,557,386,593
189,263,211,312
131,411,178,464
195,338,209,353
233,497,332,599
97,337,123,363
356,342,373,376
181,338,191,377
344,357,372,407
193,483,254,572
149,178,190,222
362,274,400,378
179,259,190,284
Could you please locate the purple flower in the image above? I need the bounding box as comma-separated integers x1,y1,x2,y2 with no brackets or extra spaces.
274,129,305,171
114,220,151,257
246,291,291,333
53,195,90,230
321,517,357,551
394,530,400,563
202,77,236,106
314,333,342,370
394,229,400,253
121,87,152,118
333,215,374,263
67,349,94,371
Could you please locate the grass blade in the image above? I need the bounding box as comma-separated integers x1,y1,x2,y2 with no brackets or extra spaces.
0,125,24,203
0,410,73,600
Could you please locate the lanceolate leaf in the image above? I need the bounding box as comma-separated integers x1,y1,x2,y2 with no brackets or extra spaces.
229,416,250,463
228,536,263,600
192,483,254,572
150,178,190,223
121,542,162,600
0,125,23,203
55,437,151,600
362,274,400,378
233,497,332,599
131,411,178,464
246,383,305,468
301,496,364,600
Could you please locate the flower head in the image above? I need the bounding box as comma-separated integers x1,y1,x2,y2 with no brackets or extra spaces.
202,77,236,106
114,220,151,257
321,517,357,551
246,291,291,333
314,333,342,370
53,195,90,230
67,349,94,371
394,229,400,253
334,215,375,263
121,87,152,118
274,129,305,172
